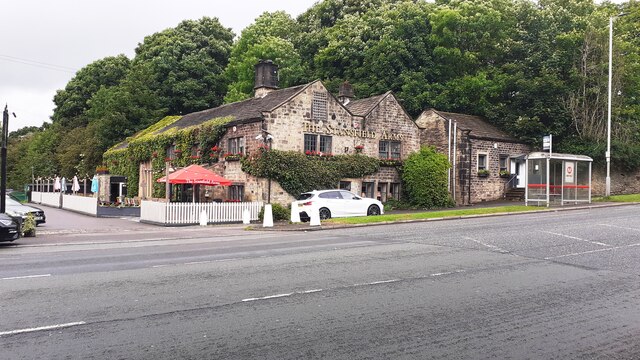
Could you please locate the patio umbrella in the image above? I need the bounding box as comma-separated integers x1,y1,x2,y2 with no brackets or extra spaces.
72,176,81,193
157,164,231,202
61,177,67,193
90,175,99,193
53,176,61,192
156,164,232,186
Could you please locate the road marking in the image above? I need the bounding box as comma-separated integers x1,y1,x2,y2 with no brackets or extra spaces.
1,274,51,280
240,271,466,303
242,293,294,302
184,261,212,265
541,231,609,247
599,223,640,232
463,236,509,253
0,322,85,337
545,242,640,260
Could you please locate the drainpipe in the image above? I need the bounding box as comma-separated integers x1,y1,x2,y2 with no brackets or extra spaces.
452,122,457,203
447,119,452,192
467,132,472,205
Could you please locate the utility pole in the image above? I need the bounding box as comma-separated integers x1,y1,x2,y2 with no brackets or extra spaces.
1,105,10,213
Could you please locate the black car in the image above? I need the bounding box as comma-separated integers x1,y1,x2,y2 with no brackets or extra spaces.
0,213,21,242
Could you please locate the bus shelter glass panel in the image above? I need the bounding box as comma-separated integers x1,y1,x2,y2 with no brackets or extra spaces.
527,158,547,202
575,161,590,203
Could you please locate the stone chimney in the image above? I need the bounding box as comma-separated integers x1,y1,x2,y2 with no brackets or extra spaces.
338,81,354,105
254,60,279,98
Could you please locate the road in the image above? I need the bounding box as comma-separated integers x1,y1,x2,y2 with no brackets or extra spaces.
1,205,640,359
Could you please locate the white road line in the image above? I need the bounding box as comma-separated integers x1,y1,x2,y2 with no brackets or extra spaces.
541,231,609,247
545,242,640,260
0,322,85,337
184,261,212,265
242,293,294,302
599,223,640,232
1,274,51,280
241,271,466,303
463,236,509,253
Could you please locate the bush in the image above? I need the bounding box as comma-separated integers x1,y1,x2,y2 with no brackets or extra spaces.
383,198,417,212
402,146,454,209
22,213,36,237
242,150,379,196
258,203,290,222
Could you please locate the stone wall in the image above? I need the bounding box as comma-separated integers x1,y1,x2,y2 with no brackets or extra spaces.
591,167,640,196
467,138,530,203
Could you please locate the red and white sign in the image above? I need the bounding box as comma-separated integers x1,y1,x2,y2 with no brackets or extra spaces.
564,161,575,184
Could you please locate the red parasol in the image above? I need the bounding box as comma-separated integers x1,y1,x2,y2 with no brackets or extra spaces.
157,164,232,186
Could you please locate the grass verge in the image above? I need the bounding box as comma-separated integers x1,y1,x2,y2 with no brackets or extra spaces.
593,194,640,202
325,205,539,225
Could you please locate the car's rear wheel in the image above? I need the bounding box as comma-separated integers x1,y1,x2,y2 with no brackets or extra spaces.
367,205,381,216
319,207,331,220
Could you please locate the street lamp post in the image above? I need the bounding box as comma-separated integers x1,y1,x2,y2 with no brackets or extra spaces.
606,13,626,197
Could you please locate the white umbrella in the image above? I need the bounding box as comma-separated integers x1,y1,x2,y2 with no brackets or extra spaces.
72,176,80,193
53,176,61,192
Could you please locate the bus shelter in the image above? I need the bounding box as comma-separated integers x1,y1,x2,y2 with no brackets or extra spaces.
525,152,592,207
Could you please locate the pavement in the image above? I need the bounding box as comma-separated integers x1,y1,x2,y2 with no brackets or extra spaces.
25,200,638,238
248,200,637,231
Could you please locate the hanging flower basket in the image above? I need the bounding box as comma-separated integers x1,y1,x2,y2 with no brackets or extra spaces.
355,145,364,153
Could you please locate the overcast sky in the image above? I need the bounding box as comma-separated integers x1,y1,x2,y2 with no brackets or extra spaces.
1,0,318,132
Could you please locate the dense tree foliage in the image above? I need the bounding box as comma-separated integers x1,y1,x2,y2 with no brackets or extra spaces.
224,12,305,103
7,0,640,189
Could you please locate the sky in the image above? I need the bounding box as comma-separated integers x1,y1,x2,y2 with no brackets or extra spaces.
0,0,318,132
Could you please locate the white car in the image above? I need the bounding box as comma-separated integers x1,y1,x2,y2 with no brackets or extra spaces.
296,189,384,221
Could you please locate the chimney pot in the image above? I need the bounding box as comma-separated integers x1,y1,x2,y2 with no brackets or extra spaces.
254,60,279,98
338,81,354,104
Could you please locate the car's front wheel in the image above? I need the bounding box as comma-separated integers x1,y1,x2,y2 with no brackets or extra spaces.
319,207,331,220
367,205,381,216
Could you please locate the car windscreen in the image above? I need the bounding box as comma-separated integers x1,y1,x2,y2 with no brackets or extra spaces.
297,193,314,200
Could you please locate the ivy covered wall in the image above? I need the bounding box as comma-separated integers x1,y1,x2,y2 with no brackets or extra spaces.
103,115,232,197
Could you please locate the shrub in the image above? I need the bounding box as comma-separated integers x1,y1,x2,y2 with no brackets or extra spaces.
402,146,454,209
242,150,379,197
22,213,36,237
258,203,290,222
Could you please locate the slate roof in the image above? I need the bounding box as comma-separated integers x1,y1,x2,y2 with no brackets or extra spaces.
431,109,519,142
159,84,309,133
345,93,388,116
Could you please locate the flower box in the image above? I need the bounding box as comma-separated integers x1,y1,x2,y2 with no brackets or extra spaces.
499,170,511,178
224,153,242,161
477,169,490,177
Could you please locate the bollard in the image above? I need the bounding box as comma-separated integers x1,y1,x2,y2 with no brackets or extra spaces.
263,204,274,227
199,210,207,226
309,203,321,227
242,208,250,225
290,201,301,223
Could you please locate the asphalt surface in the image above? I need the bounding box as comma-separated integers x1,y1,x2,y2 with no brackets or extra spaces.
1,205,640,359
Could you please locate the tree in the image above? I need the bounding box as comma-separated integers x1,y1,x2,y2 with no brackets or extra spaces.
223,12,305,103
52,55,131,128
133,17,234,115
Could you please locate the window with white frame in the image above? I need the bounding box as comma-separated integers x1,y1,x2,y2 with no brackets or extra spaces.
477,153,488,170
304,134,332,154
228,137,245,155
499,155,508,171
379,140,401,159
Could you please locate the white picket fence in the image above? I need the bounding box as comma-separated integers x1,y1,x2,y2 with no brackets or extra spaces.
140,201,263,225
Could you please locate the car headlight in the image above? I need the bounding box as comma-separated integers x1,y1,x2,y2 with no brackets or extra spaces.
5,210,23,217
0,219,15,226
